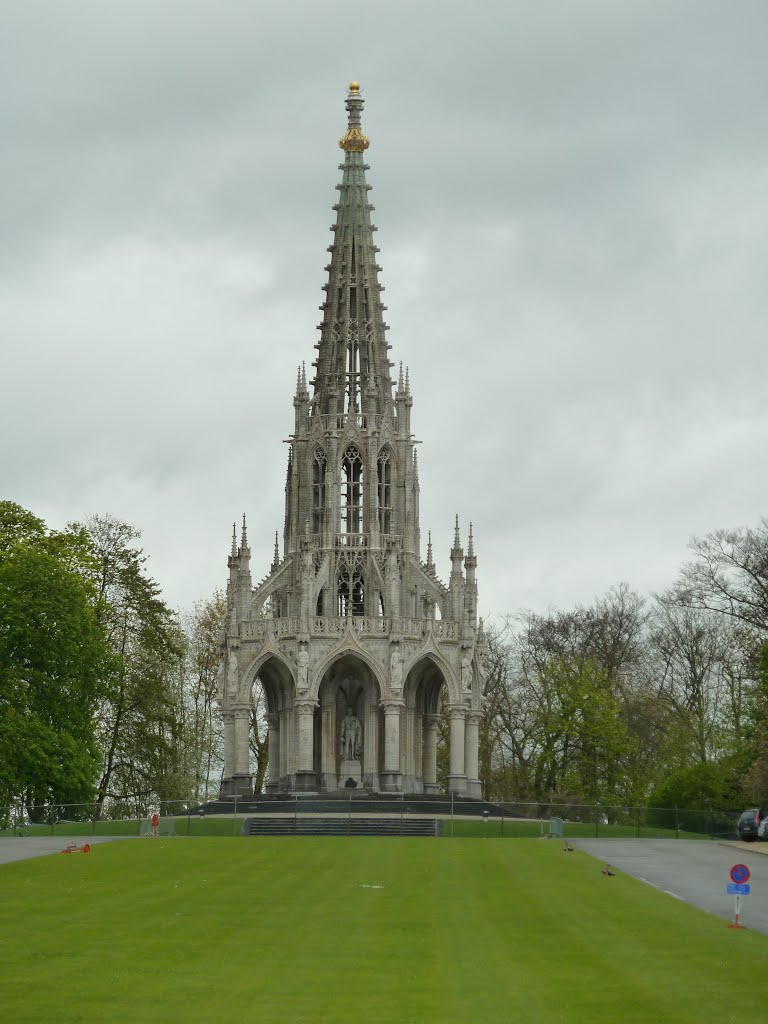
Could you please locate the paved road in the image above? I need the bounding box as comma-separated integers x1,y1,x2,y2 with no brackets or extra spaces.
0,836,134,866
573,838,768,934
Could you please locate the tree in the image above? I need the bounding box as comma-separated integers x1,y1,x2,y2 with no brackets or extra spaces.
649,599,738,764
674,519,768,633
743,643,768,803
79,514,187,813
180,593,226,800
0,537,113,814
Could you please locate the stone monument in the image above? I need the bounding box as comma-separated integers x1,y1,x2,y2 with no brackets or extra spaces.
217,83,487,797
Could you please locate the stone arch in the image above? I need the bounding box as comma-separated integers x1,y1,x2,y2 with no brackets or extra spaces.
310,635,386,699
241,648,294,714
404,645,459,705
316,650,383,791
402,653,450,794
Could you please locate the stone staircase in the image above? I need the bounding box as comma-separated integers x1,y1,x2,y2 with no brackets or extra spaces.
243,816,441,837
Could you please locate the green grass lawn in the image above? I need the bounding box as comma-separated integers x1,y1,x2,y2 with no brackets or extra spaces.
2,838,765,1023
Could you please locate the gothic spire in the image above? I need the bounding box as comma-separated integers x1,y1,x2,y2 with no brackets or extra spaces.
311,82,394,419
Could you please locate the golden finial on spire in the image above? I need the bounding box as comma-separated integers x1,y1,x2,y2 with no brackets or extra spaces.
339,126,369,152
339,80,370,152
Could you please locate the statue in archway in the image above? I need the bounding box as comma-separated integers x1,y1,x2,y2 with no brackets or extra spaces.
340,708,362,760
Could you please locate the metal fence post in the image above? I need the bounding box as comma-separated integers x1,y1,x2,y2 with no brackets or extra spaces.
451,789,454,838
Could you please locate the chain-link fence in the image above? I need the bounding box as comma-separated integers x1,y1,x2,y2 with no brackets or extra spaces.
0,795,748,840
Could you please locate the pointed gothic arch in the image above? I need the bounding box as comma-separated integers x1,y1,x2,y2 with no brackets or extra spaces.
337,556,365,616
311,446,327,534
340,444,363,534
377,446,393,534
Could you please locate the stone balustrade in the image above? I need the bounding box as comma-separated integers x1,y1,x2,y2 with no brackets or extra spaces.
239,615,460,642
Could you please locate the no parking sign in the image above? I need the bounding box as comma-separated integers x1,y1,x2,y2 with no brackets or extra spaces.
728,864,751,928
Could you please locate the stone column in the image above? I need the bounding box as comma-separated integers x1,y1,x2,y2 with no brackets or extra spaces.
220,711,236,797
294,699,317,791
278,707,289,784
380,700,403,792
447,705,467,795
363,700,379,790
265,713,280,793
402,700,416,791
464,711,483,798
232,708,253,797
320,697,336,791
422,713,440,794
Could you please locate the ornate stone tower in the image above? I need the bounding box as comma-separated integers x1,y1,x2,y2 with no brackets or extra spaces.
218,83,486,797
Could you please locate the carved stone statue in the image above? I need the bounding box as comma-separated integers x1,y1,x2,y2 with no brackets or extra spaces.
296,645,309,692
340,708,362,760
461,647,473,692
227,651,239,696
216,656,226,699
390,645,403,691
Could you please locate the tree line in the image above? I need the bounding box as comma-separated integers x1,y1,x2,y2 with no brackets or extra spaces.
1,499,766,815
0,502,227,818
479,520,768,811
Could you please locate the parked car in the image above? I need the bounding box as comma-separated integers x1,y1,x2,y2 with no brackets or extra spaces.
737,808,767,841
757,817,768,842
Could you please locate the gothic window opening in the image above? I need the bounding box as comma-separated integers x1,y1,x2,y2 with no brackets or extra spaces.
312,448,326,534
316,588,324,617
337,562,365,617
345,322,359,412
377,449,392,534
340,445,363,534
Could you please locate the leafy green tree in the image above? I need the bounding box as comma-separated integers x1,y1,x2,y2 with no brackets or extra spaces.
0,540,113,815
79,515,187,813
648,760,742,812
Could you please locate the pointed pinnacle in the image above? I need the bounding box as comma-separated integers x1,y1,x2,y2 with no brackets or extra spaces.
231,523,237,557
426,530,434,567
241,514,248,550
398,362,404,391
454,514,461,547
405,366,410,396
468,522,475,556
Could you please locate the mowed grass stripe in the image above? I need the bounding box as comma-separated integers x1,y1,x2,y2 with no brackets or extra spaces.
2,838,766,1023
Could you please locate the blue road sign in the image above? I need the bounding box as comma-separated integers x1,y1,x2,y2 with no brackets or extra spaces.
727,883,750,895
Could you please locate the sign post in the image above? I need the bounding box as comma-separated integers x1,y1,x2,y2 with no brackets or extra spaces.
727,864,751,929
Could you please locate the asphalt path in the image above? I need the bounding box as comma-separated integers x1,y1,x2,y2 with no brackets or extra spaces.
0,836,135,866
572,838,768,934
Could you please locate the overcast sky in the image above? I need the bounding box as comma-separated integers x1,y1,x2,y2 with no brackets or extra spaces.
2,1,766,623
